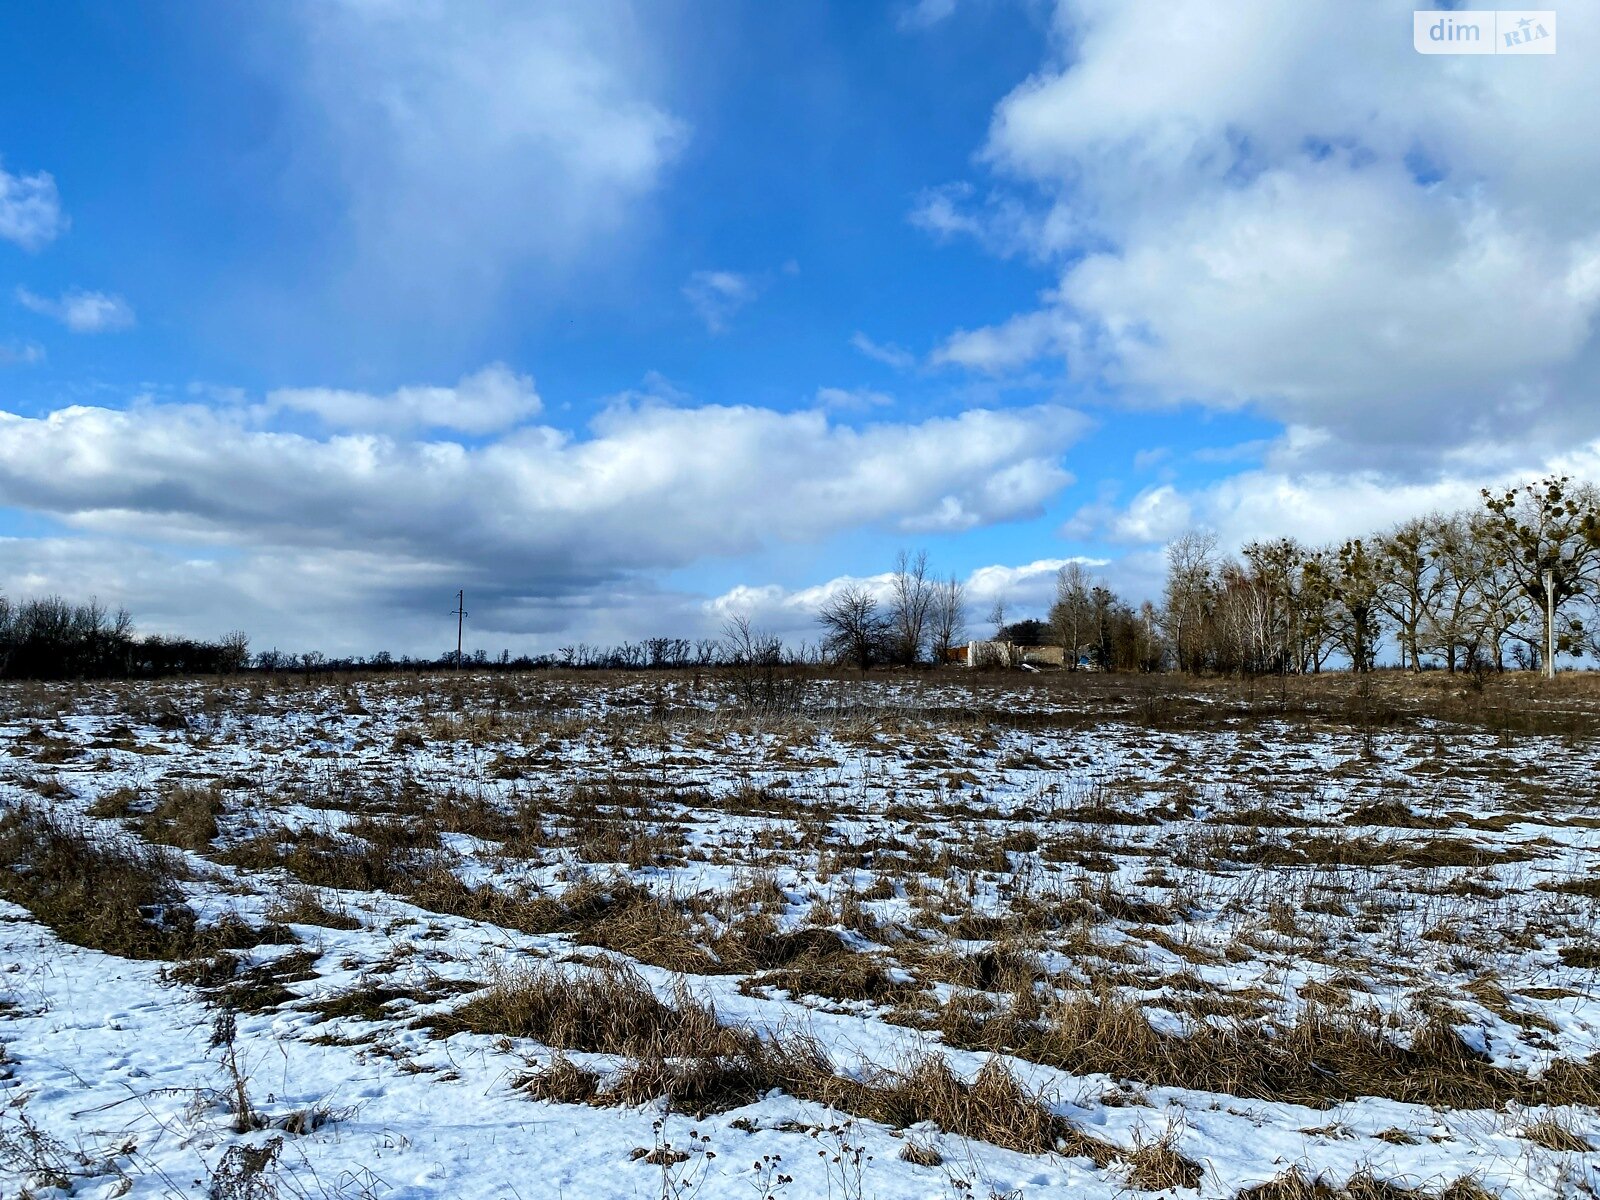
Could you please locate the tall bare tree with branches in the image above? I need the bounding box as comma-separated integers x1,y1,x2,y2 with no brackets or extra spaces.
929,573,966,663
1051,562,1096,670
1160,530,1218,672
817,583,889,671
888,549,934,666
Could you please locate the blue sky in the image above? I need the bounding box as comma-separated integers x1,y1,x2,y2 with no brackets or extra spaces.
2,1,1597,655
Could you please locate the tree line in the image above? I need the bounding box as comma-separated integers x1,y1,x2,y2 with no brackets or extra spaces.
1157,475,1600,675
813,474,1600,676
811,549,1166,672
0,596,250,680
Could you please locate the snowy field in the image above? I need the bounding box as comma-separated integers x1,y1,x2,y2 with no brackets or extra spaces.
1,671,1598,1199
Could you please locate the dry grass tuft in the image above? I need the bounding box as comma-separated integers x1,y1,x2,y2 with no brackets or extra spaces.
218,824,426,894
733,922,922,1004
937,985,1600,1110
263,886,362,931
442,962,1118,1156
1543,875,1600,899
140,783,225,852
306,976,477,1024
1125,1127,1203,1190
1519,1112,1593,1151
410,872,715,973
830,1055,1117,1164
1235,1170,1499,1200
602,1033,829,1113
86,785,141,819
1462,976,1558,1034
167,948,320,1012
0,803,201,960
517,1053,602,1105
897,1138,943,1167
227,826,720,974
440,961,734,1056
1558,944,1600,969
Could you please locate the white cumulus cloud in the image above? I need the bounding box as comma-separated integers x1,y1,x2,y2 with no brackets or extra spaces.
925,0,1600,466
0,382,1087,651
269,363,541,435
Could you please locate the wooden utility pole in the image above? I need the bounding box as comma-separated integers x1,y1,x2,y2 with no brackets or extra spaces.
452,590,467,670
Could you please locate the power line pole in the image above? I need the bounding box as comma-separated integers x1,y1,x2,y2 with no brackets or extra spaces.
451,590,468,671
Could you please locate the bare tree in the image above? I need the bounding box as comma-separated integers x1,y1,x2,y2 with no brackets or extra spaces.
817,583,889,671
887,549,934,666
1421,514,1489,673
1135,600,1166,670
1375,516,1448,672
929,573,967,663
1479,474,1600,673
1240,538,1313,673
987,596,1008,639
1210,559,1272,675
1050,562,1095,669
1160,530,1218,672
219,630,250,674
721,613,798,710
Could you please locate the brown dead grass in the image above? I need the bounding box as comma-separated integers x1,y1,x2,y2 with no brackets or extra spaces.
264,886,362,931
1,803,201,960
1520,1112,1593,1151
1235,1170,1497,1200
447,961,1118,1159
167,948,320,1012
440,961,734,1055
937,985,1599,1110
1125,1127,1204,1190
140,783,225,852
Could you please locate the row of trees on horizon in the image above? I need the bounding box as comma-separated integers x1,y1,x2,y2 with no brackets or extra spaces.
818,475,1600,675
2,476,1596,681
0,596,251,681
1157,475,1600,675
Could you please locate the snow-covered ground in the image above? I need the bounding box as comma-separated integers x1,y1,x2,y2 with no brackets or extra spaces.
2,672,1597,1199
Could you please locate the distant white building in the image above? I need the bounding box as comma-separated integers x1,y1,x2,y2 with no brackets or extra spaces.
965,639,1022,669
